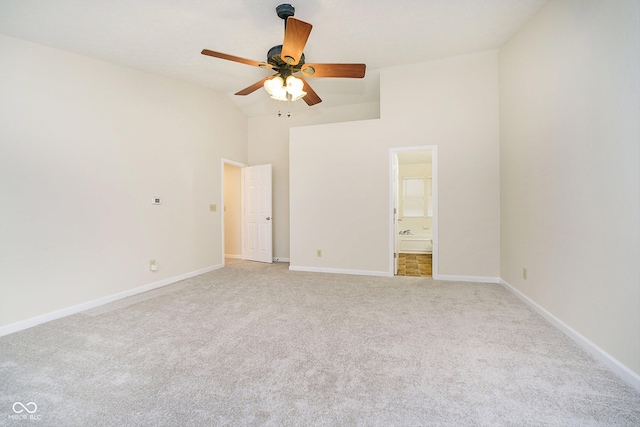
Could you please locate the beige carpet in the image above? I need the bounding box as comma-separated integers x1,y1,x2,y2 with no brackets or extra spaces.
1,260,639,426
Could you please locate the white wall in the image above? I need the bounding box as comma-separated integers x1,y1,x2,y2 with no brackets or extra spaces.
248,102,380,260
0,35,248,328
290,119,389,274
382,52,501,278
290,51,500,278
499,0,640,375
223,164,242,257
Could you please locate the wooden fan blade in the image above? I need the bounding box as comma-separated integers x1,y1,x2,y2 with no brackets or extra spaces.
299,76,322,106
235,76,274,96
301,63,366,78
201,49,272,69
281,18,312,66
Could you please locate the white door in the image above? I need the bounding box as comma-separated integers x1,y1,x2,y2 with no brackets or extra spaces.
243,164,273,263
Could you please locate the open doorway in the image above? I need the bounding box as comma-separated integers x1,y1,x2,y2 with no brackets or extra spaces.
222,159,274,266
222,159,246,266
390,146,438,278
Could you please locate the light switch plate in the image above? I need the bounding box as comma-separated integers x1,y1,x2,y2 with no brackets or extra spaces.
210,204,216,212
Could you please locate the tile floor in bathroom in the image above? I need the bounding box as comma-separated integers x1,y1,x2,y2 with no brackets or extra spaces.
396,253,432,277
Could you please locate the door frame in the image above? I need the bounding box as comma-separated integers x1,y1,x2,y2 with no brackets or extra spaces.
221,158,247,267
389,146,439,278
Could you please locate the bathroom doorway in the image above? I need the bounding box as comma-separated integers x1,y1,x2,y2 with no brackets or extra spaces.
389,146,438,278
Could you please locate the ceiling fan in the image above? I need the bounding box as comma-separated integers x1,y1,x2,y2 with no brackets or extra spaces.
201,3,366,107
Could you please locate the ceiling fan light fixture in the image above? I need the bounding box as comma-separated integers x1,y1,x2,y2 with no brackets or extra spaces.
264,75,306,102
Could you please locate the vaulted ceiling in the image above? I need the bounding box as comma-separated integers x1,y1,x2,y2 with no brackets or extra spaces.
0,0,549,117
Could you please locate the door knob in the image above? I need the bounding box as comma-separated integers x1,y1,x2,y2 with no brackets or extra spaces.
266,217,271,220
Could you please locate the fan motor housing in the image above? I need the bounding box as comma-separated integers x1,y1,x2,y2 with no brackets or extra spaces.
267,45,305,77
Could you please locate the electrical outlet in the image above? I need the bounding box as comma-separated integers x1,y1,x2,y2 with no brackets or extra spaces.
150,260,157,272
317,249,322,257
523,268,527,280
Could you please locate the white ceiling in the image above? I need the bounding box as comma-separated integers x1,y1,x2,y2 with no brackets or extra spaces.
0,0,548,117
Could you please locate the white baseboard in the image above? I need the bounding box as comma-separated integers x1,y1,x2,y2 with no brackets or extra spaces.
289,265,393,277
226,255,289,262
0,264,224,338
288,268,497,281
435,274,500,283
500,278,640,392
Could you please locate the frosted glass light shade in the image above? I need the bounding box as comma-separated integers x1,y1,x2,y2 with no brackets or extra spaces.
286,76,307,101
263,77,287,101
